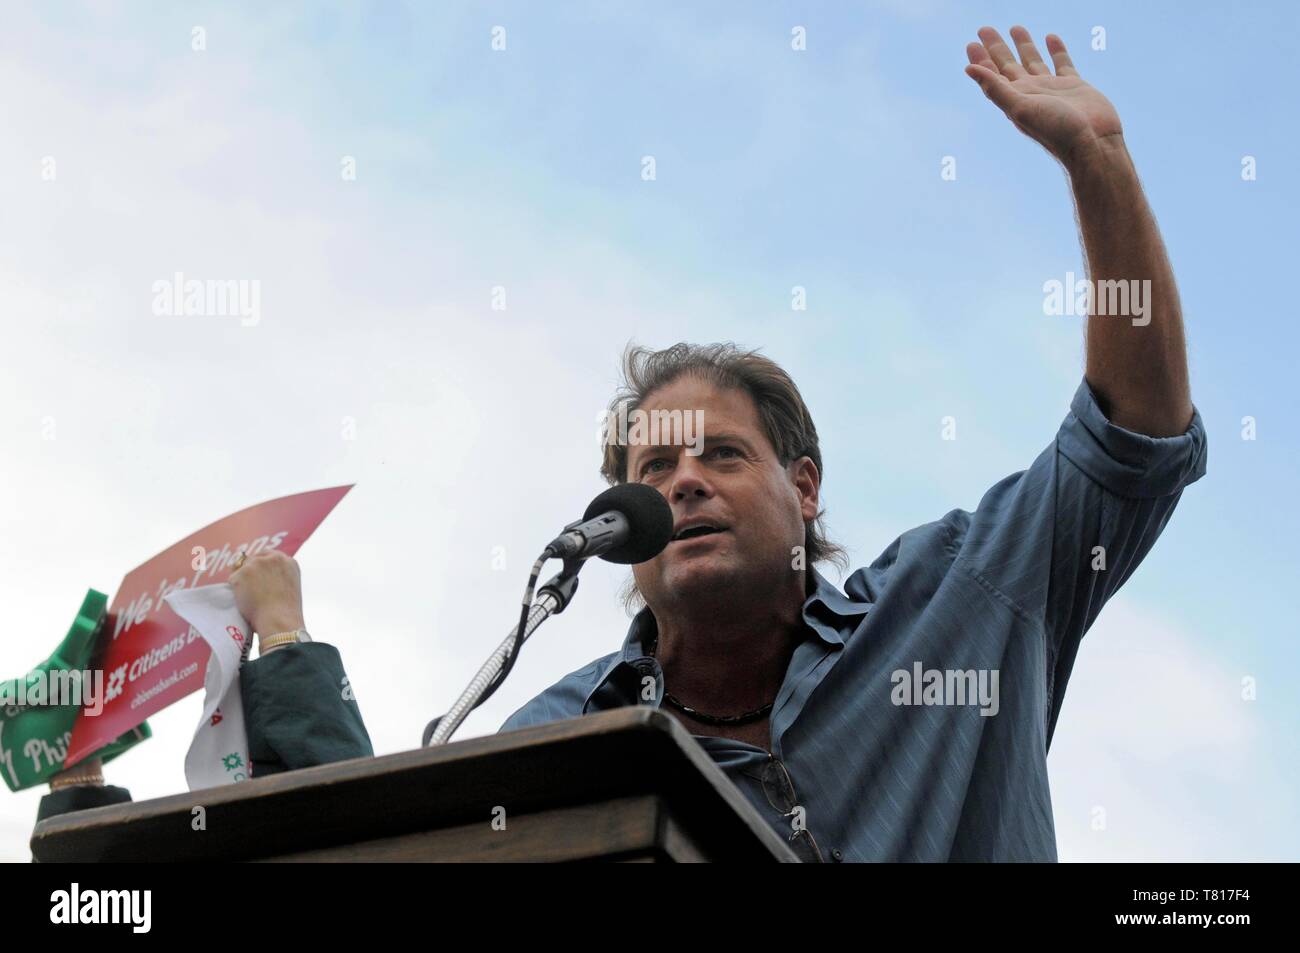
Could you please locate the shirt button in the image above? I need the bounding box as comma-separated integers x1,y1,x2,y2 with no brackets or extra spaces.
830,848,844,862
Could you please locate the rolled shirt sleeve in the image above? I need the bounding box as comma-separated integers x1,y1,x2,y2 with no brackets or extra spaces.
953,378,1208,745
1057,378,1208,499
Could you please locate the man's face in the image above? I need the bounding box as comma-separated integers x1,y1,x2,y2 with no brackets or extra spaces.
626,376,819,613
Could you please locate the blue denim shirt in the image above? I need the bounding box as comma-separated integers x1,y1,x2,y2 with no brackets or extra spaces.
501,379,1208,861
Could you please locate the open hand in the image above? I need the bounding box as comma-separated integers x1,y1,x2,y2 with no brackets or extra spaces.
964,26,1123,168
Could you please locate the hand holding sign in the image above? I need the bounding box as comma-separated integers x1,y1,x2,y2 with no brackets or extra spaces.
230,550,306,644
65,485,353,770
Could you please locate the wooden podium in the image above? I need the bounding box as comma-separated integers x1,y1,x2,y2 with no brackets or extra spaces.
31,707,798,862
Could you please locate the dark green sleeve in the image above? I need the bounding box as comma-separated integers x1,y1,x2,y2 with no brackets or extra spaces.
241,641,373,777
35,642,372,822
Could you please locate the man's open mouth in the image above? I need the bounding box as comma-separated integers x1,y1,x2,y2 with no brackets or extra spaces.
671,524,728,542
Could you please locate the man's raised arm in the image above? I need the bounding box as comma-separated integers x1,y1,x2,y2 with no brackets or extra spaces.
964,25,1193,437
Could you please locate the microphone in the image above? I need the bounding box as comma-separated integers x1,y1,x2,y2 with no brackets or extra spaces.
544,484,673,565
425,484,672,746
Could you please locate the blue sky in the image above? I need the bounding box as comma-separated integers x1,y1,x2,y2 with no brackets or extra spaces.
0,1,1295,860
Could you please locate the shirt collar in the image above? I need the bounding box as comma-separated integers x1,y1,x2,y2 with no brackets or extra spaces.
621,609,657,661
585,568,873,712
799,568,872,650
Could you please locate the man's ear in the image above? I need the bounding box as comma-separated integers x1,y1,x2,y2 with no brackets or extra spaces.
789,456,821,523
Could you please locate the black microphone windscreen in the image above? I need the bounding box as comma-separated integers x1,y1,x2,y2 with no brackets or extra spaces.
582,483,674,564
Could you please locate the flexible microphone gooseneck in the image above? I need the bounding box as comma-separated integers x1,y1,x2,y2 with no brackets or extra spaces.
423,484,672,746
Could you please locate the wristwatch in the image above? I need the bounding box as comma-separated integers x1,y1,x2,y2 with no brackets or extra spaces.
258,628,312,655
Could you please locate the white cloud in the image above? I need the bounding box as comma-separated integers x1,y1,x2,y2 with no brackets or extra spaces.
1049,597,1294,861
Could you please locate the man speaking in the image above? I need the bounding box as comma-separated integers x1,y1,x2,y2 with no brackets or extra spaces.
499,26,1207,862
32,26,1206,864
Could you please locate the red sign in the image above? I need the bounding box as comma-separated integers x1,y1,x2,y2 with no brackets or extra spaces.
65,485,353,767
